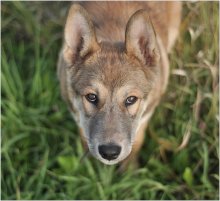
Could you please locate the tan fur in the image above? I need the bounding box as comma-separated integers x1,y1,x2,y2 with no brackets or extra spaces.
80,2,181,50
57,2,182,168
119,122,148,171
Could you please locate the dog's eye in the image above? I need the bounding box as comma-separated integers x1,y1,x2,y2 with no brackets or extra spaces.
85,93,98,105
125,96,138,106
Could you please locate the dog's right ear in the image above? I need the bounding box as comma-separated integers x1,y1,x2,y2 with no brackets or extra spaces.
63,4,99,65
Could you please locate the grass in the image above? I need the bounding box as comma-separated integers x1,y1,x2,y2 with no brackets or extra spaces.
1,1,219,200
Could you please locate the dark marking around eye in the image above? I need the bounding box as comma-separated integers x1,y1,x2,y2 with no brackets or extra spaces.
125,96,138,107
85,93,98,105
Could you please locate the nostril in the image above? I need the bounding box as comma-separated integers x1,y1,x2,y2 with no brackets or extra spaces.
98,144,121,160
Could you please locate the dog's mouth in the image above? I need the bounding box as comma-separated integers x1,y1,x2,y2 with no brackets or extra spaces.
98,157,124,165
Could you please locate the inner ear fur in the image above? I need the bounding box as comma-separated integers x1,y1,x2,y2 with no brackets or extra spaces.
125,9,160,66
63,4,99,65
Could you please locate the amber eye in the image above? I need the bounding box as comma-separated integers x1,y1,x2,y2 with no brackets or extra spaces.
85,93,98,105
125,96,138,107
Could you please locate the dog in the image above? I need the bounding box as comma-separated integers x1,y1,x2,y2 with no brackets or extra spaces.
57,2,182,167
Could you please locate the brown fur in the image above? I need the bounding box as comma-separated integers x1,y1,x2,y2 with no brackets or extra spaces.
80,2,181,51
57,2,182,168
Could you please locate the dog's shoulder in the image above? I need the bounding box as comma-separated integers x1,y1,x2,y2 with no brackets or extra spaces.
79,2,181,50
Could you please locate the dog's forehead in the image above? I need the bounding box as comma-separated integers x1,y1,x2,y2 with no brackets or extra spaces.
95,45,152,92
73,42,154,94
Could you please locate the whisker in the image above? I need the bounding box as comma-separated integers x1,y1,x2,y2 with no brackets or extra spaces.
80,148,90,164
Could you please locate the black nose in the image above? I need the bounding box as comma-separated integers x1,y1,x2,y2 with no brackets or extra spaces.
98,144,121,160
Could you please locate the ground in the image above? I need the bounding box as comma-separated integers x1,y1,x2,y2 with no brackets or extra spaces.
1,2,219,199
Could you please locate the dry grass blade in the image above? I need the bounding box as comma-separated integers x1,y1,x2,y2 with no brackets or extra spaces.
176,120,192,152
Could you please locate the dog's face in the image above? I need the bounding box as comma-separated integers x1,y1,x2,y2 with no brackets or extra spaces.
62,4,160,164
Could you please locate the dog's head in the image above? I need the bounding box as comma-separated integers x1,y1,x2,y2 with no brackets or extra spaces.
62,4,160,165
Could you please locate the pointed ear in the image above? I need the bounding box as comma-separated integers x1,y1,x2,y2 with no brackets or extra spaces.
125,9,160,66
63,4,99,65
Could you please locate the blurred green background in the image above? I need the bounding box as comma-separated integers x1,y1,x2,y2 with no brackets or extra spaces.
1,1,219,200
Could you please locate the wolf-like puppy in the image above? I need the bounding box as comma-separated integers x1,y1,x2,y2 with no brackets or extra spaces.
57,2,181,166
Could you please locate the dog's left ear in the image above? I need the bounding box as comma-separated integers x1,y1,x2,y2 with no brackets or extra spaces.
125,9,160,66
